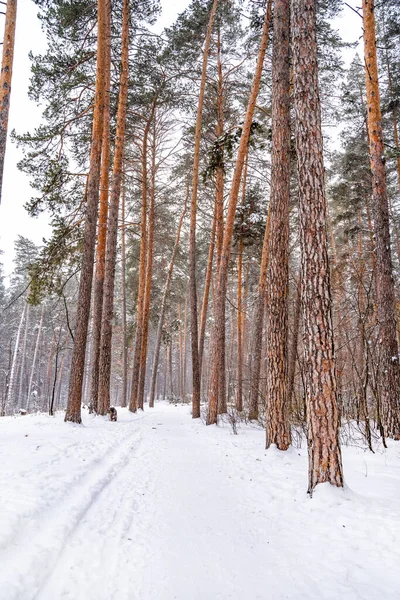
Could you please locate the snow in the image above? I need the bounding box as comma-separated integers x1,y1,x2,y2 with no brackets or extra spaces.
0,404,399,600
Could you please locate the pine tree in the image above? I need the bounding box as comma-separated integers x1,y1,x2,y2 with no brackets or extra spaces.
292,0,343,492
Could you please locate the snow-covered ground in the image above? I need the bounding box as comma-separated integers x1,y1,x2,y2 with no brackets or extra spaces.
0,403,399,600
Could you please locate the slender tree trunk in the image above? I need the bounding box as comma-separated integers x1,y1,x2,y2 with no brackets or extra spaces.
362,0,400,438
121,186,128,408
265,0,291,450
215,24,227,415
138,117,157,410
65,0,107,423
207,0,273,425
149,197,187,408
236,154,248,413
17,301,30,409
5,300,26,414
248,207,271,420
198,199,217,371
97,0,129,416
129,108,156,412
189,0,219,419
287,274,301,408
236,240,244,412
292,0,343,493
0,0,17,204
26,305,44,411
89,0,111,413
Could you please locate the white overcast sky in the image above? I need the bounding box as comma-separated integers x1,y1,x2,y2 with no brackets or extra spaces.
0,0,362,279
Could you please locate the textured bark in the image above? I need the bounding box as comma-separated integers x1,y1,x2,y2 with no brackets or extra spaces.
362,0,400,438
0,0,17,204
287,274,301,408
148,196,188,408
121,187,128,408
265,0,291,451
248,208,271,420
65,0,107,423
97,0,129,416
207,0,273,425
292,0,343,492
89,0,111,414
189,0,219,419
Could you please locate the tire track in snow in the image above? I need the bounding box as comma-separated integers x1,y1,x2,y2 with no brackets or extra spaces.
0,424,144,600
33,422,159,600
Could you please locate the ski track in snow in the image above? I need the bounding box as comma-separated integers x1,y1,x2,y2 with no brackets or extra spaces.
0,403,399,600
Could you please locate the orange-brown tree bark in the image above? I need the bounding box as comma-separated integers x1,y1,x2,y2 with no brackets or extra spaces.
97,0,129,415
292,0,343,492
0,0,17,204
362,0,400,438
89,0,111,413
207,0,273,425
65,0,107,423
265,0,291,451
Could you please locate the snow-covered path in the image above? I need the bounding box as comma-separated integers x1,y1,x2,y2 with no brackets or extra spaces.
1,403,399,600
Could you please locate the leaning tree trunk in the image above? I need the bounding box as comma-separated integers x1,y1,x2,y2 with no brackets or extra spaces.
189,0,219,419
0,0,17,204
148,195,188,408
65,0,107,423
265,0,291,451
362,0,400,439
207,0,273,425
89,0,111,414
292,0,343,493
97,0,129,416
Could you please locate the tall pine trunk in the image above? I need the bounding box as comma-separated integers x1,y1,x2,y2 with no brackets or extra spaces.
292,0,343,492
121,186,128,407
89,0,111,413
189,0,219,419
97,0,129,415
65,0,107,423
265,0,291,450
0,0,17,204
362,0,400,438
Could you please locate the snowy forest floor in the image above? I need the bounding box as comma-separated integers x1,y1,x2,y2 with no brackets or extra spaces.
0,403,399,600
